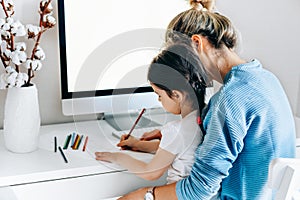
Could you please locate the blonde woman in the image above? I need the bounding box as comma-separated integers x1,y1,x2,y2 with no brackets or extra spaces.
118,0,296,199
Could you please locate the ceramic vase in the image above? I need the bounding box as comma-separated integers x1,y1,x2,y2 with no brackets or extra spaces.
3,84,41,153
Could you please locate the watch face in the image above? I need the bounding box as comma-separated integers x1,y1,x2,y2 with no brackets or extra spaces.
144,192,154,200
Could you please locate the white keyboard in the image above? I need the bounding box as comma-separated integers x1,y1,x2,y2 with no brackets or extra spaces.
112,126,162,139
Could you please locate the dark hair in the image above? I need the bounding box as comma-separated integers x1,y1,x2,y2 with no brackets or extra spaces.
148,42,208,132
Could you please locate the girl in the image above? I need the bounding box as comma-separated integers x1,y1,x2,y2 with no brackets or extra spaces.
95,42,208,184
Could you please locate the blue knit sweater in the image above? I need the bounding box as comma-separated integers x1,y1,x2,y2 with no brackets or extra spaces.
176,59,296,199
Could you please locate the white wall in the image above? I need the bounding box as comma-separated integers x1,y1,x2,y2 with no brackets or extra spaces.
0,0,299,137
216,0,300,137
0,0,75,127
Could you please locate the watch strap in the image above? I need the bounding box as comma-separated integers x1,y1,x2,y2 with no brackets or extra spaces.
146,186,156,199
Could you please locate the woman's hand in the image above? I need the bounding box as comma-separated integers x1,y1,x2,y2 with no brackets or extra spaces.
140,129,162,141
117,183,178,200
117,187,147,200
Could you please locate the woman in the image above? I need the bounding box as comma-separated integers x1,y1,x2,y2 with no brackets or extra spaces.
118,0,296,199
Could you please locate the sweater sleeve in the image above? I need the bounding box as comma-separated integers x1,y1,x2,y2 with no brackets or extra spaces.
176,93,246,199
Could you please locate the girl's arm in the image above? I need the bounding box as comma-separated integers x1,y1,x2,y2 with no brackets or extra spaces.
140,129,162,141
95,147,175,181
117,135,160,153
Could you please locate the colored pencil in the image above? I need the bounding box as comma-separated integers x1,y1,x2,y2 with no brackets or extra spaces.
125,108,146,140
71,132,76,146
82,136,89,152
75,135,83,150
72,134,80,149
54,136,57,152
63,134,71,149
58,146,68,163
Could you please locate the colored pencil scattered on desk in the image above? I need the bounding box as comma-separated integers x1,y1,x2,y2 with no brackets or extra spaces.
63,134,71,149
72,134,80,149
54,136,57,152
58,146,68,163
54,133,89,163
82,136,88,152
76,135,83,150
71,132,76,146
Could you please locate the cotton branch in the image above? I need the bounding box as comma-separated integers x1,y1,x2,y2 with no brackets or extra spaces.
26,0,55,86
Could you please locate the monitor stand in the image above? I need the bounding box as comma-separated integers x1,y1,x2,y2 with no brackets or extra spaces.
104,109,162,131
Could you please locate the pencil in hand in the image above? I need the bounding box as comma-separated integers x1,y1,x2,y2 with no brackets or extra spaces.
124,108,146,140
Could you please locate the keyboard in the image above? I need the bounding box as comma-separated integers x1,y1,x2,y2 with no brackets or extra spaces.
112,126,162,139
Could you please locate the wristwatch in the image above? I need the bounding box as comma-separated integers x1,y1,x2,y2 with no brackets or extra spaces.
144,187,156,200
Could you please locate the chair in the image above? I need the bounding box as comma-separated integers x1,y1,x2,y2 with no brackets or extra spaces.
268,158,300,200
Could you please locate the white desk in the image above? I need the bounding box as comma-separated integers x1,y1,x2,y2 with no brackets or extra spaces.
1,111,299,200
0,118,168,200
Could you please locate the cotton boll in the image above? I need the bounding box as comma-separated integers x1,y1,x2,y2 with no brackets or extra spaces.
34,46,45,60
1,40,8,53
5,66,15,73
47,15,56,25
11,50,27,65
21,72,29,82
2,23,10,31
11,20,26,36
40,0,53,14
15,42,26,51
31,60,42,71
6,71,18,86
11,51,20,65
26,24,41,39
15,73,24,87
15,72,27,87
1,41,11,62
26,59,42,71
42,14,56,28
2,49,11,61
0,29,10,40
25,59,32,69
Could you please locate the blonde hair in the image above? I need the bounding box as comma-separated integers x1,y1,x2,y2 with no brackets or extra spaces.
189,0,215,11
167,3,237,49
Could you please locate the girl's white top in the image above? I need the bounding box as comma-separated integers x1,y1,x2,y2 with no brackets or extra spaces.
159,110,203,184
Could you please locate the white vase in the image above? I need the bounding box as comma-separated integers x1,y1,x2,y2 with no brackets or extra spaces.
3,84,41,153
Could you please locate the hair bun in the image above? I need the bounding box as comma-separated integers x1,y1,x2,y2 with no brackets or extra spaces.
189,0,204,10
189,0,215,11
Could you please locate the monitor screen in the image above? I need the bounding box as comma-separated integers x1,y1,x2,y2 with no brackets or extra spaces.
57,0,190,116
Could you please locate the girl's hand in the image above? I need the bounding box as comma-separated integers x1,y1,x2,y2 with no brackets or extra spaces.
95,152,118,163
140,129,162,141
117,135,140,151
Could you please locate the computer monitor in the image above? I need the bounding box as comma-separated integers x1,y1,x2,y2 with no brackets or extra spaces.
57,0,190,117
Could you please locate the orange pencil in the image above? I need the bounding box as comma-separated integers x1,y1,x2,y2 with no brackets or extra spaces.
82,136,89,151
